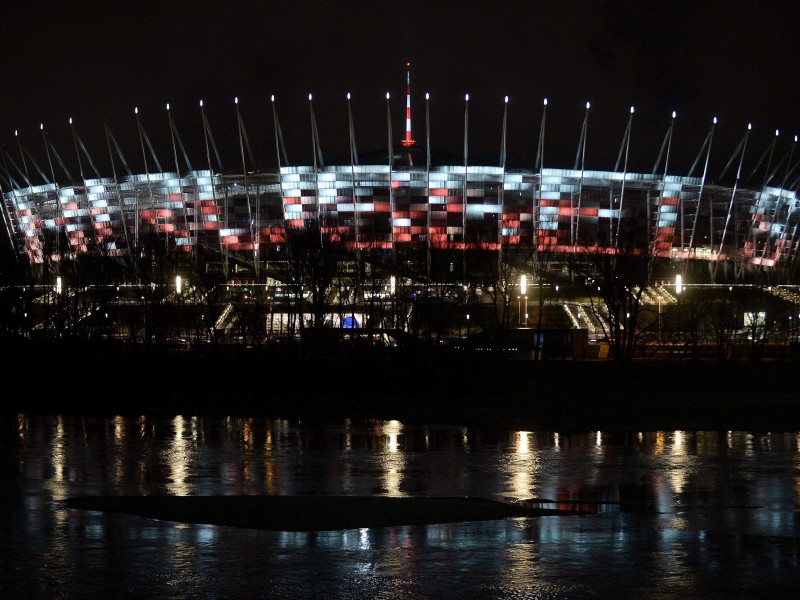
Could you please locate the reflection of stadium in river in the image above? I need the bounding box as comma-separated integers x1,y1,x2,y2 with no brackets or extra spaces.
5,415,799,598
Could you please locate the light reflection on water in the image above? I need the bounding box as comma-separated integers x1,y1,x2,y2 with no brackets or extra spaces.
1,414,799,599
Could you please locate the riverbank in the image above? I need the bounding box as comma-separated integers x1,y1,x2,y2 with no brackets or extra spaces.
4,339,800,432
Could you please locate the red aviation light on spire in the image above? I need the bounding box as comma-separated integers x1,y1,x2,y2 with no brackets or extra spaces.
401,61,415,147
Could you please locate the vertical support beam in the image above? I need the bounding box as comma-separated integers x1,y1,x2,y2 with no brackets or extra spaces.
386,92,395,255
499,95,508,283
614,106,634,251
573,101,590,249
753,130,780,274
200,99,227,279
236,97,258,279
426,92,431,283
687,117,716,268
534,98,547,252
716,123,750,281
134,106,152,251
463,93,469,287
309,93,323,248
651,111,676,260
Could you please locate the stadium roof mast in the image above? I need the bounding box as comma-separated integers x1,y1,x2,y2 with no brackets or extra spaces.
401,61,415,149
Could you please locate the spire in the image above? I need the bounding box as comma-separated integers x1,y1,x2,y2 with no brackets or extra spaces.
401,61,415,147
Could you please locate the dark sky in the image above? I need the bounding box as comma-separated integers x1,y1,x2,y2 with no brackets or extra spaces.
2,0,800,182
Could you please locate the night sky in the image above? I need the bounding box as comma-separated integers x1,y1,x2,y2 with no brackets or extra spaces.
2,0,800,185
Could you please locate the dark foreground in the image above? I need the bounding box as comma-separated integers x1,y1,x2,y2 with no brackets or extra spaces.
5,339,800,432
64,495,586,532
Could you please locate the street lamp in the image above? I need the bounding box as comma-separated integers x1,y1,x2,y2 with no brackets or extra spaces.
657,295,663,343
175,275,184,344
389,275,397,329
520,274,528,326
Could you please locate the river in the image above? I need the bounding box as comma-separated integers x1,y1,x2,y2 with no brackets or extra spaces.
1,414,798,598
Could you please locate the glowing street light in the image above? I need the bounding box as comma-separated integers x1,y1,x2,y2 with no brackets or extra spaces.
519,274,528,326
676,274,683,294
175,275,182,294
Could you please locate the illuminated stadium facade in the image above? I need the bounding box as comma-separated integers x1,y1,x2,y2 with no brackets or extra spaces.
4,67,800,285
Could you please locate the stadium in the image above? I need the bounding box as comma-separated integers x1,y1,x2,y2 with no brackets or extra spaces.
3,65,800,359
2,62,800,279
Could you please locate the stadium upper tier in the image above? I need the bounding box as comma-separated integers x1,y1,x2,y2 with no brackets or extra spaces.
3,162,799,273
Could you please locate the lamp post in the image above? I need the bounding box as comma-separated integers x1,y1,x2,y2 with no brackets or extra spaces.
175,275,183,344
657,295,663,343
54,276,63,337
389,275,396,329
520,274,528,326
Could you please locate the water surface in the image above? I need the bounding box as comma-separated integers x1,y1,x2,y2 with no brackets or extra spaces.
1,414,798,598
